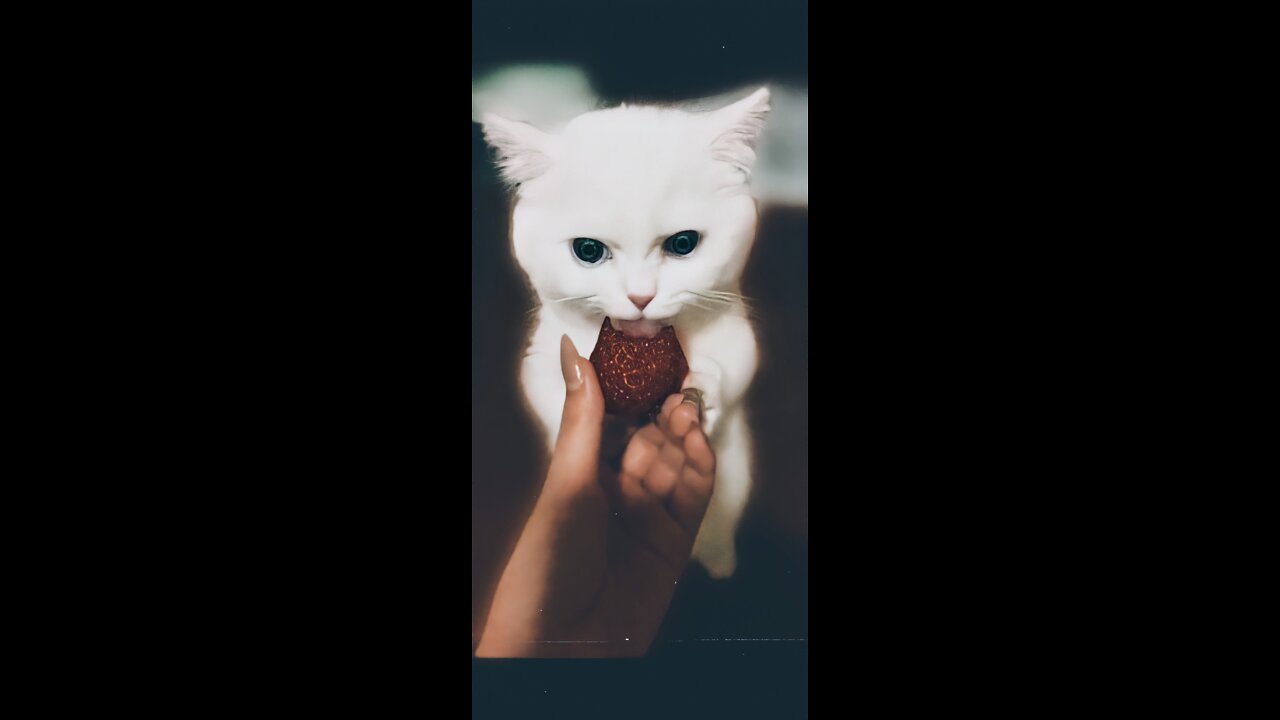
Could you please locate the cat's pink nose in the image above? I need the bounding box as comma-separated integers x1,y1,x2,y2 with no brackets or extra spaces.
628,294,654,311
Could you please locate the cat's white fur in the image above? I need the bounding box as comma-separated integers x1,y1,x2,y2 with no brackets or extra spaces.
482,88,769,578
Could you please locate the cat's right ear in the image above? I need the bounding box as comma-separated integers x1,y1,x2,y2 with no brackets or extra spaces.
704,87,771,181
480,113,556,186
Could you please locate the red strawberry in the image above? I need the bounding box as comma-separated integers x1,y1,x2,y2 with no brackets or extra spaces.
589,317,689,421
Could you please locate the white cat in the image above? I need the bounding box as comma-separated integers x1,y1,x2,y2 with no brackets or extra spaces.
482,87,769,579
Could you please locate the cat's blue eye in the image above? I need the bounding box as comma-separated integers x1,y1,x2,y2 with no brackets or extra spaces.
664,231,699,256
572,237,609,265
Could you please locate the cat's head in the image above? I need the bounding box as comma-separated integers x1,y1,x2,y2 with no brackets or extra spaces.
482,88,770,334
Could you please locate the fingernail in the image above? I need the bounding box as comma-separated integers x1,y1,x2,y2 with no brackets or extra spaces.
560,335,583,391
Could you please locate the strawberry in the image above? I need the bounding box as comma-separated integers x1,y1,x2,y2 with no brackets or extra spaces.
589,318,689,421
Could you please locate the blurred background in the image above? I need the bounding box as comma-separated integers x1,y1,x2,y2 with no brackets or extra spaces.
472,0,807,653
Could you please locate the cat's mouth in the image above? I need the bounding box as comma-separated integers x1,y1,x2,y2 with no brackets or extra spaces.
611,318,666,338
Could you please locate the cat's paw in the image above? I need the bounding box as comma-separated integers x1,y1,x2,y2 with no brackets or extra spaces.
681,372,721,437
692,540,737,579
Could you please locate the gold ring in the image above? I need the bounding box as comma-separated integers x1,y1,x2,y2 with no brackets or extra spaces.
680,388,704,424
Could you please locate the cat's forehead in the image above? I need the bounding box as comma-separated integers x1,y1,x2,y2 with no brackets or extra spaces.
558,108,709,167
535,107,724,200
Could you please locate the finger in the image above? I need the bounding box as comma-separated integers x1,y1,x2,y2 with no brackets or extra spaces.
655,394,683,433
668,465,715,536
666,401,700,440
667,428,715,534
620,427,662,481
634,422,666,448
641,442,685,500
608,423,663,501
679,388,705,425
546,335,605,493
660,393,684,417
615,465,694,564
682,426,716,477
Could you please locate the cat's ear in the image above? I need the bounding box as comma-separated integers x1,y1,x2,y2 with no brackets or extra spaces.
481,113,556,186
707,87,771,178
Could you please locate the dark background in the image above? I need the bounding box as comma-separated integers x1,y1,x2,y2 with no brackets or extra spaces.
471,0,806,102
80,4,1216,715
472,0,809,652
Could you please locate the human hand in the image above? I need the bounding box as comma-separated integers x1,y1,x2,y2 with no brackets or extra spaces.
475,335,716,657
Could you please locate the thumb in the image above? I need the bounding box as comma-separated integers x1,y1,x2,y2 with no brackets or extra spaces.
546,334,605,491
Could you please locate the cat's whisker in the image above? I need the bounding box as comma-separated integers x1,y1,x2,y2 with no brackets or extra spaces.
705,290,753,304
530,295,601,317
681,290,721,300
706,290,758,310
678,291,735,312
686,291,735,307
682,299,722,313
680,290,763,321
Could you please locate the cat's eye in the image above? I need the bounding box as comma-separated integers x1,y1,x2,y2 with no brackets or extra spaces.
663,231,700,256
572,238,609,265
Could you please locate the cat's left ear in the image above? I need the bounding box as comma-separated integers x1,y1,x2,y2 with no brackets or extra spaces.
481,113,557,186
707,87,771,178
